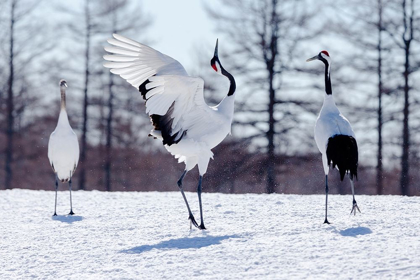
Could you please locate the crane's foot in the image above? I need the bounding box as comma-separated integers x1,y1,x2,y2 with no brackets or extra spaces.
53,213,57,217
189,214,199,229
350,200,361,216
323,218,330,224
198,223,207,230
69,210,75,216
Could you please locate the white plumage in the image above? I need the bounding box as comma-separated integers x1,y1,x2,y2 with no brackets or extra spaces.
315,95,355,175
103,34,236,229
307,51,360,224
48,80,79,216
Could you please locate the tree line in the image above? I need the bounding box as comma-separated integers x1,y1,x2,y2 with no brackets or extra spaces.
0,0,419,195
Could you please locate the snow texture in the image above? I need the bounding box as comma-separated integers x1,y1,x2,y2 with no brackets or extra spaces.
1,189,420,279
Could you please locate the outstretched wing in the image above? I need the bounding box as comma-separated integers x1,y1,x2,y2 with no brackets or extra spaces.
103,34,188,88
104,34,221,146
140,75,223,146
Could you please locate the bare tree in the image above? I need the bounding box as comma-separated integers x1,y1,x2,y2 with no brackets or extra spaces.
398,0,416,195
329,0,397,194
385,0,420,195
77,0,92,190
5,0,16,190
376,0,385,194
207,0,319,193
1,0,50,189
94,0,152,191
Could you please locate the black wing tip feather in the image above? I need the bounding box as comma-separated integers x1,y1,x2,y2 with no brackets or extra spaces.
139,79,151,100
139,79,186,146
326,135,358,181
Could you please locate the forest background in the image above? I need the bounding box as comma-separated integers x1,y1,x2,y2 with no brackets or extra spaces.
1,0,419,196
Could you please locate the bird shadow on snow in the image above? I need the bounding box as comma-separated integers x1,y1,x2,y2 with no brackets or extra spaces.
329,225,372,237
121,234,239,254
51,215,83,224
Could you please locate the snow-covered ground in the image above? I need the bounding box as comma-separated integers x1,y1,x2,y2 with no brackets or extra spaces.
1,189,420,279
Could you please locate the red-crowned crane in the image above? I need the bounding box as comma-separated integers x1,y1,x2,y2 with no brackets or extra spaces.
306,51,360,224
103,34,236,230
48,80,80,216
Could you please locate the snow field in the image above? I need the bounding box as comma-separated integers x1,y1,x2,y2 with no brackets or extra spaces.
1,189,420,279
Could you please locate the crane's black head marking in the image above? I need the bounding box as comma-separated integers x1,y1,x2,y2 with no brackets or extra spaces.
306,50,330,64
209,39,236,96
210,39,221,73
306,50,332,95
326,135,358,181
59,79,68,88
210,57,219,72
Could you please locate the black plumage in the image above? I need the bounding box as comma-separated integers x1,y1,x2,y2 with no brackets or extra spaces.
139,79,186,146
139,78,151,99
326,135,358,181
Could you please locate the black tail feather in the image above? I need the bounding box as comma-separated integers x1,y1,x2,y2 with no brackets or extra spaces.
326,135,358,181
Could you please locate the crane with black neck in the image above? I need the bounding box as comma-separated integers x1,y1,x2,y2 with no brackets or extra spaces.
307,51,360,224
103,34,236,229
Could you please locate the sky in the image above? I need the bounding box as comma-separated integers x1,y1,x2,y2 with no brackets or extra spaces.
141,0,218,72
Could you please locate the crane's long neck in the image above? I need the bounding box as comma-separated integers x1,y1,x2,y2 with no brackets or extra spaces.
323,60,332,95
216,67,236,119
221,67,236,96
61,87,66,110
57,87,71,127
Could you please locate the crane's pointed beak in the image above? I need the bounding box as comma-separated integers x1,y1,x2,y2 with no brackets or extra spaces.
214,39,219,58
306,55,318,62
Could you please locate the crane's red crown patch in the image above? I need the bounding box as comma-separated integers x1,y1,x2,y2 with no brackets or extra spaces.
321,50,330,57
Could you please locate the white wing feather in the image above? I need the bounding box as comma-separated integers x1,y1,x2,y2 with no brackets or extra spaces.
103,34,188,88
104,34,229,145
144,75,223,141
315,111,355,154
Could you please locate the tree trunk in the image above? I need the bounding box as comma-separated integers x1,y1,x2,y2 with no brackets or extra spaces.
265,0,278,194
266,71,276,194
376,0,383,195
400,43,410,195
105,72,114,192
399,0,413,196
78,0,91,191
5,0,16,190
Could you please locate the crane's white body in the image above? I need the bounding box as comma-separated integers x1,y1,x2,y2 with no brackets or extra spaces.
48,109,79,181
315,95,355,175
104,34,234,175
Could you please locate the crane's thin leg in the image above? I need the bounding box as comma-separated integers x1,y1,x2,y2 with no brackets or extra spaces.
68,177,75,215
53,174,58,216
324,175,330,224
350,178,361,215
177,170,198,228
197,175,206,230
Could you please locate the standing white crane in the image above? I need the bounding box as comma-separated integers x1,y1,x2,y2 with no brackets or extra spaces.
306,51,360,224
103,34,236,229
48,80,80,216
